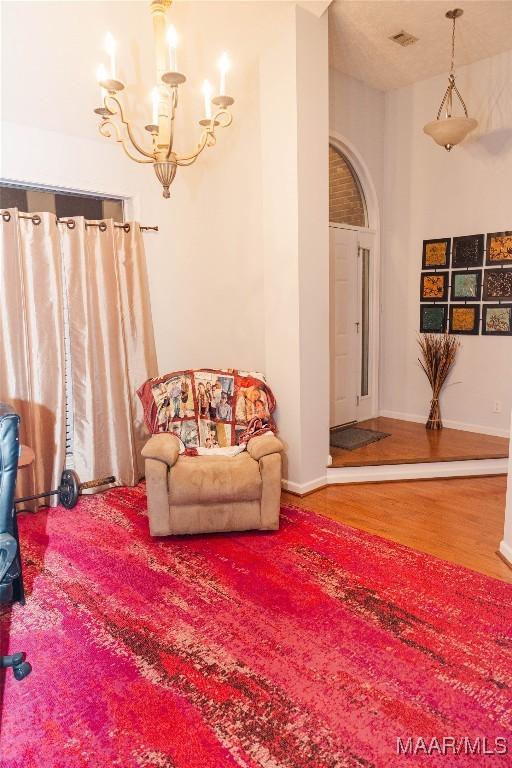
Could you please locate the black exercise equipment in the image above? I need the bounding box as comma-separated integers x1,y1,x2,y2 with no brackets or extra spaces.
15,471,115,509
1,652,32,681
0,403,31,681
1,401,116,682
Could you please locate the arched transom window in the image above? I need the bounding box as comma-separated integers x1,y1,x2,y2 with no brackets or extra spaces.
329,144,367,227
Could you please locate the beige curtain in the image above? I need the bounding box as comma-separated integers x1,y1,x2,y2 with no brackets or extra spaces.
62,218,157,485
0,209,157,503
0,209,66,504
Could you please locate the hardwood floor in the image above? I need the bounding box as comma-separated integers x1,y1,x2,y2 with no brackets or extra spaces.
282,475,512,583
330,417,509,468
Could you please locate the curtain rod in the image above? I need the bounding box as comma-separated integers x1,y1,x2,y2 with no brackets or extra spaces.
0,210,158,233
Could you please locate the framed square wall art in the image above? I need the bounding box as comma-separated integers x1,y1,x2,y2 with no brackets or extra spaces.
422,238,451,269
450,270,482,302
420,272,448,302
420,304,447,333
449,305,479,335
483,268,512,301
486,231,512,266
482,304,512,336
452,234,484,268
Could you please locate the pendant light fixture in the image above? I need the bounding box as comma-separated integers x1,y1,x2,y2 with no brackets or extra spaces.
423,9,477,151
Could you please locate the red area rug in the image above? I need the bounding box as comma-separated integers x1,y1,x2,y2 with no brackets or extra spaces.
1,484,511,767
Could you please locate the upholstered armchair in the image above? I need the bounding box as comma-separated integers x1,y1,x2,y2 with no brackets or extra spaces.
142,431,284,536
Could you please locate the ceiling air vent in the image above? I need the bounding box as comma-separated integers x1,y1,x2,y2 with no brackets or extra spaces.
389,31,418,47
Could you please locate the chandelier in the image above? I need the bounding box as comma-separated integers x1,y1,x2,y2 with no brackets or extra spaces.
94,0,234,198
423,9,477,151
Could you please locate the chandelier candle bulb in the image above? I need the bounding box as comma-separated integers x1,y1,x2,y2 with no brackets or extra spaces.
218,52,230,96
167,25,178,72
104,33,117,80
94,64,114,117
202,80,213,120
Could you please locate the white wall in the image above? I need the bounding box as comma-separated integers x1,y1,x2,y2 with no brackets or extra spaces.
329,68,385,210
260,3,329,490
381,50,512,436
296,6,329,486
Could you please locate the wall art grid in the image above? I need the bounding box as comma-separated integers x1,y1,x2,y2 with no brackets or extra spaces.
420,233,512,336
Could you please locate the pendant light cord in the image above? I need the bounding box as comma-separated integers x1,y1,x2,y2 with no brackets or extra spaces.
450,14,456,75
436,10,469,119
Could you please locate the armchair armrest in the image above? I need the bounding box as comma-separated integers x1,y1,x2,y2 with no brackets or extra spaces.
142,433,181,468
247,432,284,461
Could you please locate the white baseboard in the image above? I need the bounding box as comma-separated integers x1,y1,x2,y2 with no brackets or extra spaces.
326,458,508,485
283,458,508,494
282,476,327,495
499,539,512,567
379,409,510,439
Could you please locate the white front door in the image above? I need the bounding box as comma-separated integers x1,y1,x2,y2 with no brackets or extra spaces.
330,226,376,427
330,227,358,427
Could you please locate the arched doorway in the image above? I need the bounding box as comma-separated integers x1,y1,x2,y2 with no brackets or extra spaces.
329,144,368,228
329,136,380,428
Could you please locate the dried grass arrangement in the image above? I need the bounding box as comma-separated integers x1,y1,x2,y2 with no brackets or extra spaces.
418,333,460,430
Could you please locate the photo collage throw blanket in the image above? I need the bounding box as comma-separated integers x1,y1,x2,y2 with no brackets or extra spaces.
137,369,277,454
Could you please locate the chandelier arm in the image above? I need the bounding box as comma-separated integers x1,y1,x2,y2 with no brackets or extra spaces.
176,156,200,168
214,110,233,130
99,119,154,164
176,134,217,167
174,109,233,165
175,132,209,165
104,94,155,160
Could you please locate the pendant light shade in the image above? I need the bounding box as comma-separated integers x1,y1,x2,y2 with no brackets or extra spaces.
423,116,478,152
423,9,477,151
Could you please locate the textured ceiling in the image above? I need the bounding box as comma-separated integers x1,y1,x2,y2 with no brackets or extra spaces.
329,1,512,91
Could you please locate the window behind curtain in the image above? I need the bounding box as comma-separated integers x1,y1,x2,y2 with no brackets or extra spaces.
0,183,125,469
0,183,124,222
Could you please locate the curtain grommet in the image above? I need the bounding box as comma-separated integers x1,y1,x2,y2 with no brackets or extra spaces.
2,211,11,222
